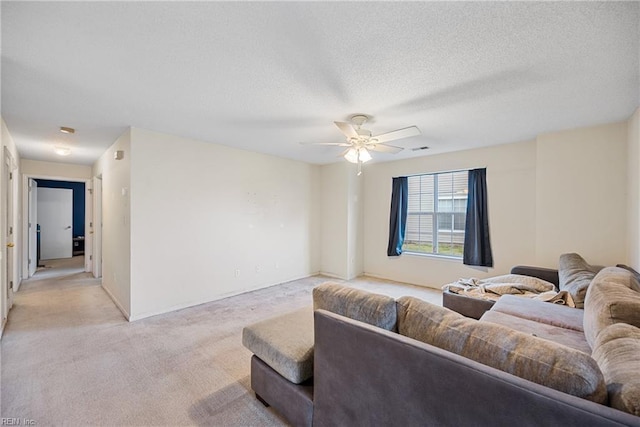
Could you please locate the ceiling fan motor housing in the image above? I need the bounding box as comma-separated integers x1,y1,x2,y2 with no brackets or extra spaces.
350,114,369,127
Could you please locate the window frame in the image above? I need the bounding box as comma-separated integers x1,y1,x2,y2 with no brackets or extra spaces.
402,170,469,258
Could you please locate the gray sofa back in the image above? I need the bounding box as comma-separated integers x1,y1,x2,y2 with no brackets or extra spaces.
312,309,640,427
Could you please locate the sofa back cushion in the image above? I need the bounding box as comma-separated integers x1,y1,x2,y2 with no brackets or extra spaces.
396,296,607,403
583,267,640,348
313,283,397,331
592,323,640,416
558,253,601,308
615,264,640,292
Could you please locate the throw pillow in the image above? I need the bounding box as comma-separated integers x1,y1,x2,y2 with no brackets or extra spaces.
558,253,601,309
313,283,397,331
396,296,607,403
583,267,640,348
592,323,640,416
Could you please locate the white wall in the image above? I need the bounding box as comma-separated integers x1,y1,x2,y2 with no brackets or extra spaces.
21,159,92,180
320,163,349,278
535,122,628,267
128,127,320,320
628,108,640,270
319,161,364,280
347,168,364,279
363,121,630,289
79,116,637,319
93,129,131,318
364,140,537,288
0,117,21,333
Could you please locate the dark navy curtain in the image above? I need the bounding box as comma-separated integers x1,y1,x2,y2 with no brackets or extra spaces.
387,177,408,256
463,168,493,267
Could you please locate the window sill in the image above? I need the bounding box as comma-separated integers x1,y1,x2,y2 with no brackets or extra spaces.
402,251,463,261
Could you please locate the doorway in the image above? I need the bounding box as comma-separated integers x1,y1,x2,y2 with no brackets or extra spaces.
22,175,99,281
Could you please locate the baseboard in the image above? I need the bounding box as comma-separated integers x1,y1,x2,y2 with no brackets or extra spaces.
317,271,348,280
361,272,442,291
128,273,318,322
101,285,131,321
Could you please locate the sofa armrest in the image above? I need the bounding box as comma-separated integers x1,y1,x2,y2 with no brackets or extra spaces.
510,265,559,287
312,309,640,427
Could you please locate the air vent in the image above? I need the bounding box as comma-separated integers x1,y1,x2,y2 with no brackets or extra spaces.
412,146,430,151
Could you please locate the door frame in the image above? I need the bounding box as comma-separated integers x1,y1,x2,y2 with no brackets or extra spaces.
2,147,17,332
21,174,96,280
27,179,38,277
92,176,102,279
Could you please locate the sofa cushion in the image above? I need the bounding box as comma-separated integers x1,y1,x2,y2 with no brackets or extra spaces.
558,253,600,309
583,267,640,348
396,296,607,403
615,264,640,292
480,310,591,354
491,294,584,332
242,307,314,384
313,283,397,331
592,323,640,416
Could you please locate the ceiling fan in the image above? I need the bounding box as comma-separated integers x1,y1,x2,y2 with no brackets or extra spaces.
301,114,421,175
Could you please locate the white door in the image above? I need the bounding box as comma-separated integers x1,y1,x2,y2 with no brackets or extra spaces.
28,179,38,276
38,187,73,260
93,176,102,278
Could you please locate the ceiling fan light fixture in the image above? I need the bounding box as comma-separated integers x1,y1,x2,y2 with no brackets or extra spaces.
344,147,372,164
344,147,359,163
359,147,372,163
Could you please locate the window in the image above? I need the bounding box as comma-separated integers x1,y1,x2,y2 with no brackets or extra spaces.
402,170,469,257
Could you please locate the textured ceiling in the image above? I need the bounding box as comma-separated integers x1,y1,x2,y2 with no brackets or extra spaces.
2,1,639,166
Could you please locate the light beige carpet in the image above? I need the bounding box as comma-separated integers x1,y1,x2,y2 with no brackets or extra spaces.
1,262,441,426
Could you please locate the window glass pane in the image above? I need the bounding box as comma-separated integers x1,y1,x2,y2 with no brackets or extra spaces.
437,213,452,230
439,199,452,212
454,213,466,231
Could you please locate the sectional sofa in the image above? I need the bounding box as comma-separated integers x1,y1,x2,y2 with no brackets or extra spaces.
243,262,640,426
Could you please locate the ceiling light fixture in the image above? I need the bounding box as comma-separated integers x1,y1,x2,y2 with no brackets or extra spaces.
60,126,75,134
344,147,372,176
344,147,372,164
54,146,72,156
344,147,359,163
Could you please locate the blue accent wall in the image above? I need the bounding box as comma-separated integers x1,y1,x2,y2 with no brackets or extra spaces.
36,180,85,237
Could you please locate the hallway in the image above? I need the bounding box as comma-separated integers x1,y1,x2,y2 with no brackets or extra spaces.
0,257,126,423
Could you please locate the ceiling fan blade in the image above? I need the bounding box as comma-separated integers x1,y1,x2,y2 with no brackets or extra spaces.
373,126,420,143
368,143,404,154
299,141,351,146
334,121,358,138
